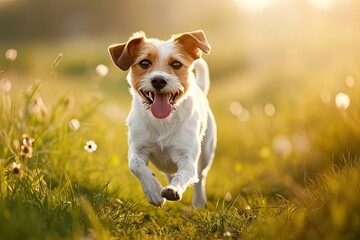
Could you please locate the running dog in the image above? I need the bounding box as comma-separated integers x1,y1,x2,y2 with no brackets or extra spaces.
108,30,216,208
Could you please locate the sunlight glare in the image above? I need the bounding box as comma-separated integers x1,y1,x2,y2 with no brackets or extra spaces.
308,0,337,10
335,92,350,110
234,0,272,11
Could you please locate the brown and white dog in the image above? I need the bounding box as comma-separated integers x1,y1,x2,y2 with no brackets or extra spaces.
108,30,216,208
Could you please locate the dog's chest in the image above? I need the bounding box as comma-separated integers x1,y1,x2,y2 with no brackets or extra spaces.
149,147,178,173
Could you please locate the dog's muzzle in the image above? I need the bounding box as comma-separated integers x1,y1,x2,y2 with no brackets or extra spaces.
151,77,167,90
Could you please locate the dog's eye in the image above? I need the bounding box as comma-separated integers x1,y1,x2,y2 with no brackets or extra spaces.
171,61,182,70
139,59,151,69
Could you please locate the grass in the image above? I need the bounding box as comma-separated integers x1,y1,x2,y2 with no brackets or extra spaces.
1,48,360,240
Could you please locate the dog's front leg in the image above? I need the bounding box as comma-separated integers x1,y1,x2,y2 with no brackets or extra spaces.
128,147,166,207
161,148,200,201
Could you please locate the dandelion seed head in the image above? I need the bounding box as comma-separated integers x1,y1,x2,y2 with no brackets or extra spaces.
5,49,17,61
69,119,80,131
84,140,97,153
335,92,350,110
96,64,109,77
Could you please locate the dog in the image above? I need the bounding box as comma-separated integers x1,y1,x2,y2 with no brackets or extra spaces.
108,30,216,208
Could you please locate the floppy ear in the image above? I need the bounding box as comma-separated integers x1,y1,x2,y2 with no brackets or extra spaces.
108,32,145,71
172,30,211,60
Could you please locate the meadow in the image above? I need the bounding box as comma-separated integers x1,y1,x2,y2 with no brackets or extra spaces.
0,38,359,239
1,1,360,239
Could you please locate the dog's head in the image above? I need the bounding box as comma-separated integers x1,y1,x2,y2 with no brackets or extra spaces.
108,30,210,119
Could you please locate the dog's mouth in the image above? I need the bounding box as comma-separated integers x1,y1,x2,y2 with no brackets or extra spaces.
140,90,179,119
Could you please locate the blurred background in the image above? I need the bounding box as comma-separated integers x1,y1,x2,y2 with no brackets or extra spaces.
1,0,360,198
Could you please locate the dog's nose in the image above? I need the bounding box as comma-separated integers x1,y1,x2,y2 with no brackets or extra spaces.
151,78,167,90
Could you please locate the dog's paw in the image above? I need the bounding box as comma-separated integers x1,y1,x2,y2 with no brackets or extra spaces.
142,178,166,207
161,186,182,201
146,191,166,207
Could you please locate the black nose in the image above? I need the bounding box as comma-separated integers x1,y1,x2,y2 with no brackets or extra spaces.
151,78,167,90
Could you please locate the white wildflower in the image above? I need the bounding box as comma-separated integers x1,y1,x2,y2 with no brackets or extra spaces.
84,140,97,153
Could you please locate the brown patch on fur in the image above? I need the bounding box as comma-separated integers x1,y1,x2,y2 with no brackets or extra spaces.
129,39,194,106
109,30,211,109
172,30,211,60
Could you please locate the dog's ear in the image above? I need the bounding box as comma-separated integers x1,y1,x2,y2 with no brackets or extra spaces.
173,30,211,60
108,32,145,71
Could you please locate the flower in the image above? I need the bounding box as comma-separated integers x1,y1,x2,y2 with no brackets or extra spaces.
22,134,35,146
69,119,80,131
20,134,35,158
12,162,21,174
20,145,33,158
84,140,97,153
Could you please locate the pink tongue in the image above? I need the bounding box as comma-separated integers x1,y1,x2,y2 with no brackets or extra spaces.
150,93,172,119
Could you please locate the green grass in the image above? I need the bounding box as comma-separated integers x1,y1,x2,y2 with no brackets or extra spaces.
1,49,360,239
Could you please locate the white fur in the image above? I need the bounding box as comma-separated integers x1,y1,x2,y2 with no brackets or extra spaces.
127,58,216,208
137,70,185,94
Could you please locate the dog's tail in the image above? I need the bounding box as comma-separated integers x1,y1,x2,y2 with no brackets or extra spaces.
194,58,210,96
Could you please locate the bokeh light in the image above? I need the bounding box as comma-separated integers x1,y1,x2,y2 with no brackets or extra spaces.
238,109,250,122
229,101,243,116
96,64,109,77
335,92,350,110
272,135,292,158
5,49,17,61
320,90,331,104
345,75,355,88
264,103,276,117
